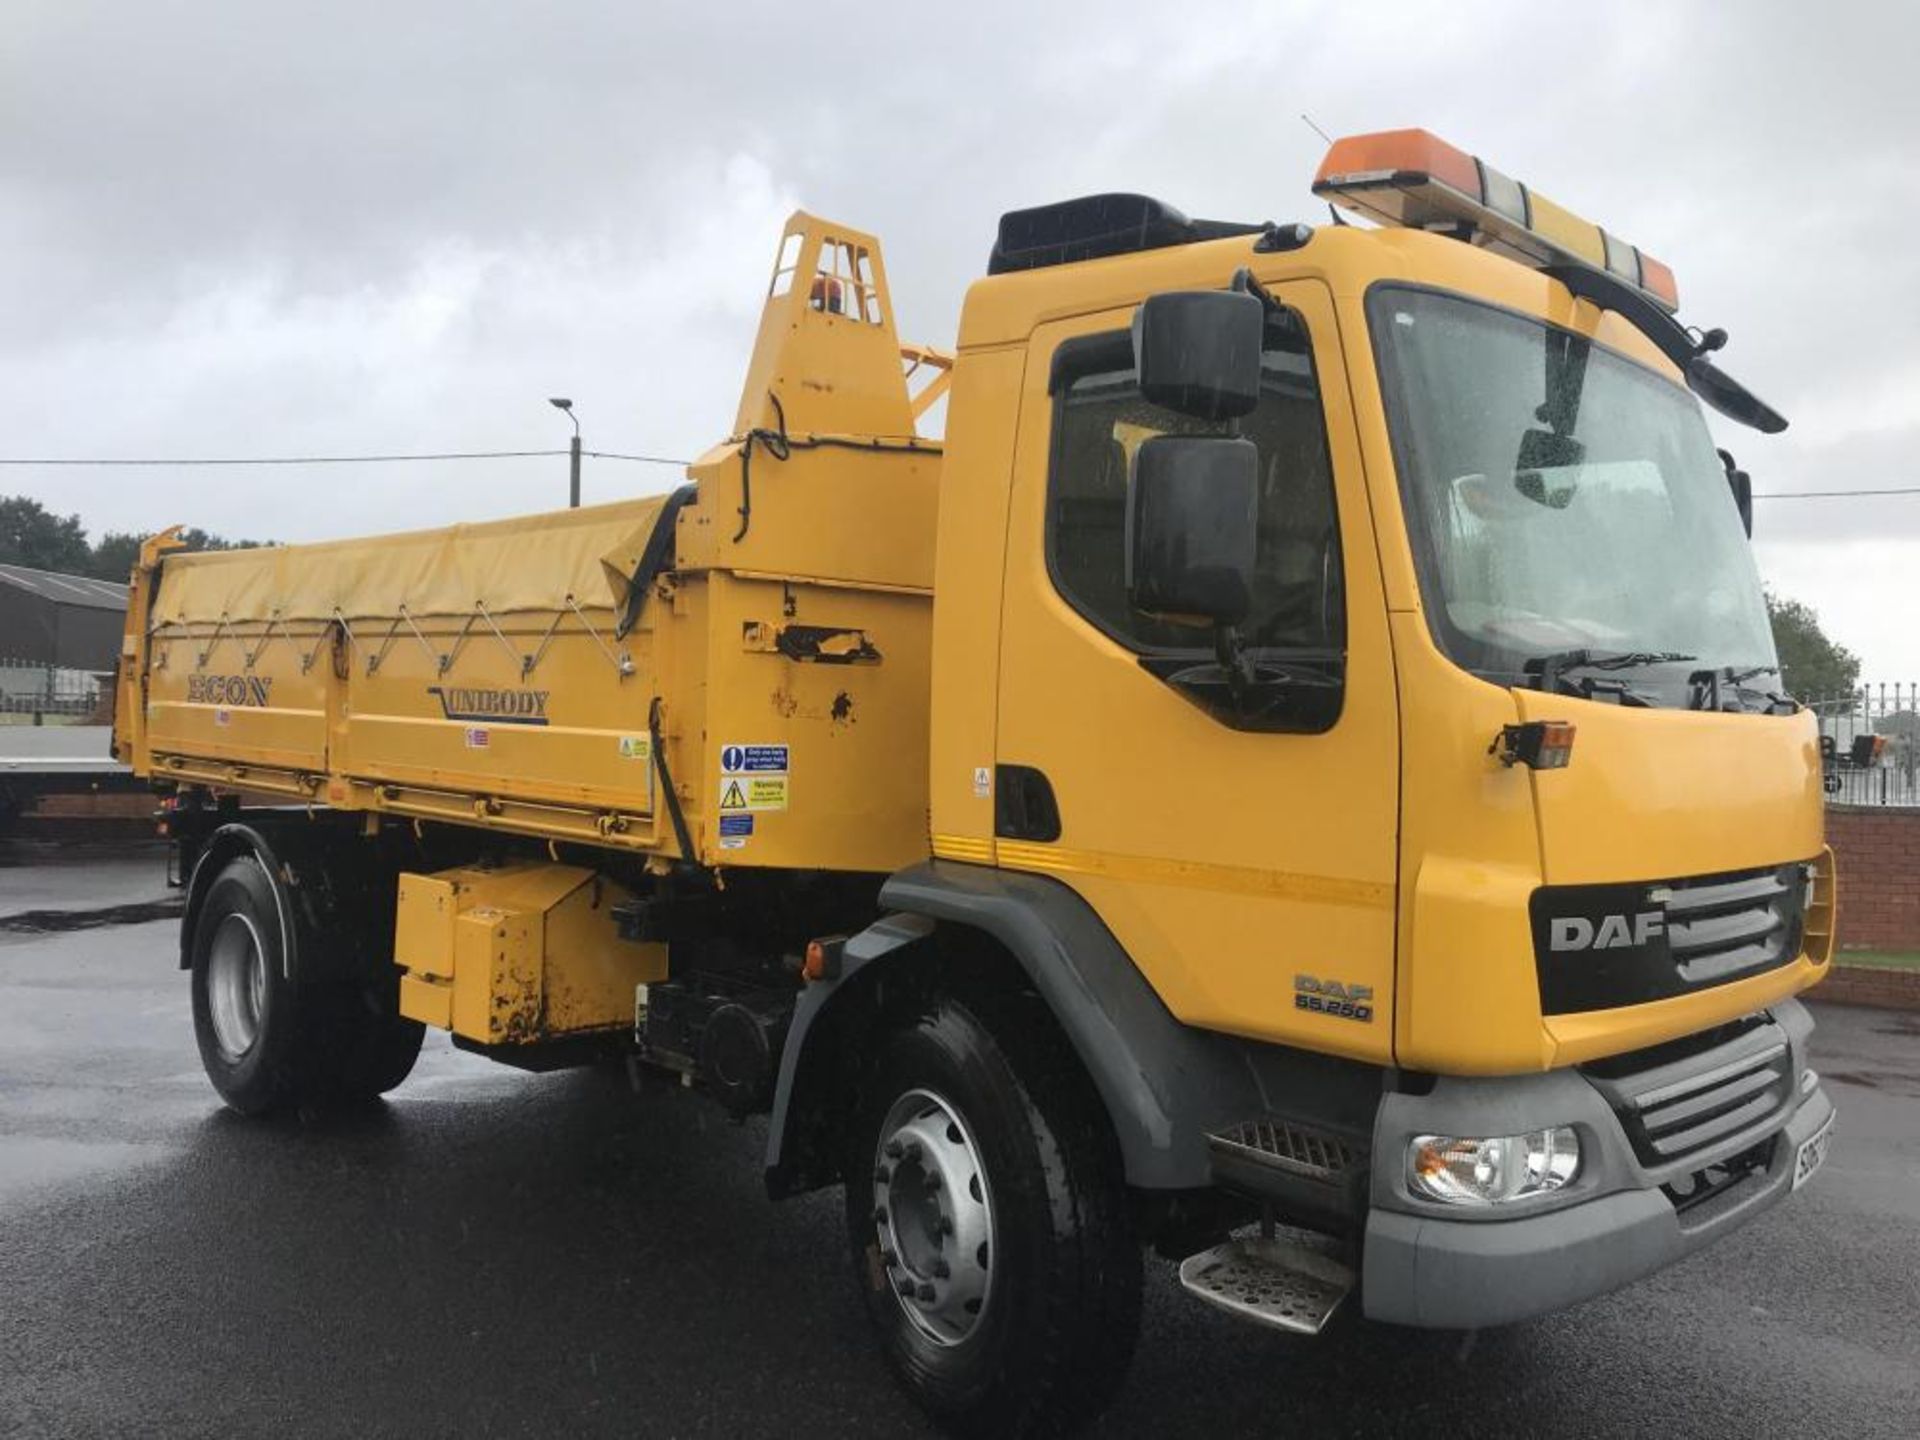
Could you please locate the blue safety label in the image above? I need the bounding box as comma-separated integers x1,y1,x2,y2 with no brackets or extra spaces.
720,744,789,773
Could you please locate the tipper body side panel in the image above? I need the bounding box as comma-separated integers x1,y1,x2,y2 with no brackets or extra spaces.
120,216,943,875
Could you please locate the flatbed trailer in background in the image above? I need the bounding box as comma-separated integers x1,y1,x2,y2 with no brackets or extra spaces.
0,725,146,834
114,130,1837,1436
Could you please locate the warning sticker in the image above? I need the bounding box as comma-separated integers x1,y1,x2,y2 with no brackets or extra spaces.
618,735,651,761
720,744,789,774
718,741,789,811
744,775,787,810
717,774,787,812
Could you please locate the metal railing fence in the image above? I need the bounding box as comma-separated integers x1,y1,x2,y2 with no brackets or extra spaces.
1806,683,1920,807
0,657,107,721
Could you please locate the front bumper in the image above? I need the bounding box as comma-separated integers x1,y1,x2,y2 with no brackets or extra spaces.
1362,998,1832,1329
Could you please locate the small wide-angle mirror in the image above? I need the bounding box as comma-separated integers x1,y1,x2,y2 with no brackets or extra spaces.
1719,448,1754,537
1131,290,1264,420
1125,435,1259,623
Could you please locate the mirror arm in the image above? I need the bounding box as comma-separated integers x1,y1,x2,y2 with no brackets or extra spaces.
1230,266,1290,321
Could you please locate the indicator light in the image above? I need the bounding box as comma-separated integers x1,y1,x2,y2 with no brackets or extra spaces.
801,935,847,983
1492,721,1576,770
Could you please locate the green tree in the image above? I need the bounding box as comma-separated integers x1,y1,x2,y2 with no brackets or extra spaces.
1766,589,1861,699
88,530,146,581
179,527,269,553
3,495,274,580
88,526,270,579
0,496,93,573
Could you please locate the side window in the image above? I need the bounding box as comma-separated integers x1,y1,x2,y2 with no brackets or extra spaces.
1046,316,1344,657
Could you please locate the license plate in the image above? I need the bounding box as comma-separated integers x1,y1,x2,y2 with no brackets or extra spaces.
1793,1112,1835,1191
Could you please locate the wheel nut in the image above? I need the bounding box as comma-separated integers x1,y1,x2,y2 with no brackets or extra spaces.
879,1247,898,1266
938,1215,954,1236
874,1165,892,1184
932,1259,950,1279
917,1282,936,1302
897,1277,916,1297
873,1206,889,1225
885,1140,904,1159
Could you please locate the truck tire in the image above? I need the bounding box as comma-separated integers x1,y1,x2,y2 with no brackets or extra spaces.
188,854,422,1113
843,993,1141,1438
304,982,425,1103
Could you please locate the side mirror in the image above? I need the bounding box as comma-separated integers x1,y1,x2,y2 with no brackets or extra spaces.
1125,436,1259,624
1718,448,1753,537
1131,290,1264,420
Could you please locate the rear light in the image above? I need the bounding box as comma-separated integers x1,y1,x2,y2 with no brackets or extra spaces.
1312,127,1678,312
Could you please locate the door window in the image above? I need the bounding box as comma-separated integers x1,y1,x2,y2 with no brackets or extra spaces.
1046,316,1344,657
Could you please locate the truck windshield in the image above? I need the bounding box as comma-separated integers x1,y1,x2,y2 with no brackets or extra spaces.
1369,286,1779,708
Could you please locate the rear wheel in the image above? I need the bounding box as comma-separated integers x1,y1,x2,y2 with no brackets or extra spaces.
844,994,1141,1437
189,853,422,1114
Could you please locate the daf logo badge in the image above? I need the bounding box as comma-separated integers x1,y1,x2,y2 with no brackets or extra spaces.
1550,911,1665,952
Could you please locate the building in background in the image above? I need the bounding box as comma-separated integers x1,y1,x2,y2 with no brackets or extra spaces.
0,563,128,718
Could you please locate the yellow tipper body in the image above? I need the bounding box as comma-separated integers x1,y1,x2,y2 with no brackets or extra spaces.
118,213,943,878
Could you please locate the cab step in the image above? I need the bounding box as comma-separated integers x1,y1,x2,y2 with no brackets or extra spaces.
1177,1236,1354,1335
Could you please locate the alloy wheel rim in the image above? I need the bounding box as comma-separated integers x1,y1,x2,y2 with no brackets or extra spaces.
871,1088,996,1346
207,911,268,1061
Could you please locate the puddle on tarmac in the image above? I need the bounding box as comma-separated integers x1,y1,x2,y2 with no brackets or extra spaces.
0,899,184,934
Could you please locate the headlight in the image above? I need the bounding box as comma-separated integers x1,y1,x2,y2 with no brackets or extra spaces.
1408,1127,1581,1206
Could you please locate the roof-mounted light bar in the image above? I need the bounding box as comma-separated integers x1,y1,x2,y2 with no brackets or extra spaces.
1312,129,1679,313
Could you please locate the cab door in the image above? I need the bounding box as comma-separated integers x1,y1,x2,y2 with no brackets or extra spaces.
992,279,1399,1060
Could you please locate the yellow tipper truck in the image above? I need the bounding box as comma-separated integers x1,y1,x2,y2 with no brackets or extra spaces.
116,129,1837,1435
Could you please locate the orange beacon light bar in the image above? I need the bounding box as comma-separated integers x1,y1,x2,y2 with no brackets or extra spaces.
1312,129,1680,313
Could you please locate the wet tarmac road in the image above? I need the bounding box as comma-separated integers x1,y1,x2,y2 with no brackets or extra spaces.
3,841,1918,1438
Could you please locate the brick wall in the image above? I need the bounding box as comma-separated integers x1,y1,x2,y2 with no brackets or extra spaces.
1828,805,1920,951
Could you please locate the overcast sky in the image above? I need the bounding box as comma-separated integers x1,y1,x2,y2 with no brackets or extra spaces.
2,1,1914,677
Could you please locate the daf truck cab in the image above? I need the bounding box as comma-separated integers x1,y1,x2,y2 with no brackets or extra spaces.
122,129,1835,1437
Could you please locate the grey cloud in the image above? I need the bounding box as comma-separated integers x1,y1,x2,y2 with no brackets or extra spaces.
0,0,1914,668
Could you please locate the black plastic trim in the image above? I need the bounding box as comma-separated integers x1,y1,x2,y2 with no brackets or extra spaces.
988,193,1265,275
784,861,1385,1191
1528,860,1810,1015
993,764,1061,842
615,483,698,638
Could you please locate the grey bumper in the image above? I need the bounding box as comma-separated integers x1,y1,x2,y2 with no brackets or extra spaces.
1363,999,1833,1329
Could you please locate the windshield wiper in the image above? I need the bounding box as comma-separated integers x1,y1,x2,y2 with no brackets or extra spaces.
1522,649,1695,706
1688,664,1797,715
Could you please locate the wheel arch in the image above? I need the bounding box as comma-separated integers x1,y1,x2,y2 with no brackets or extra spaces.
179,823,298,978
178,815,391,985
766,859,1278,1197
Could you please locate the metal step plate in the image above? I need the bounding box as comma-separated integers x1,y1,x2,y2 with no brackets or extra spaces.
1178,1237,1354,1335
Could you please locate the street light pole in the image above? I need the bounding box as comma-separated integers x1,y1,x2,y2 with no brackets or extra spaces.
549,397,581,508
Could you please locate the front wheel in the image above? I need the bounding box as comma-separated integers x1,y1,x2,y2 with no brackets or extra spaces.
844,994,1141,1437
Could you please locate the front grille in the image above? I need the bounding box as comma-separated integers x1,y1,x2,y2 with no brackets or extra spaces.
1208,1120,1359,1182
1657,866,1805,985
1615,1039,1794,1166
1532,860,1813,1015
